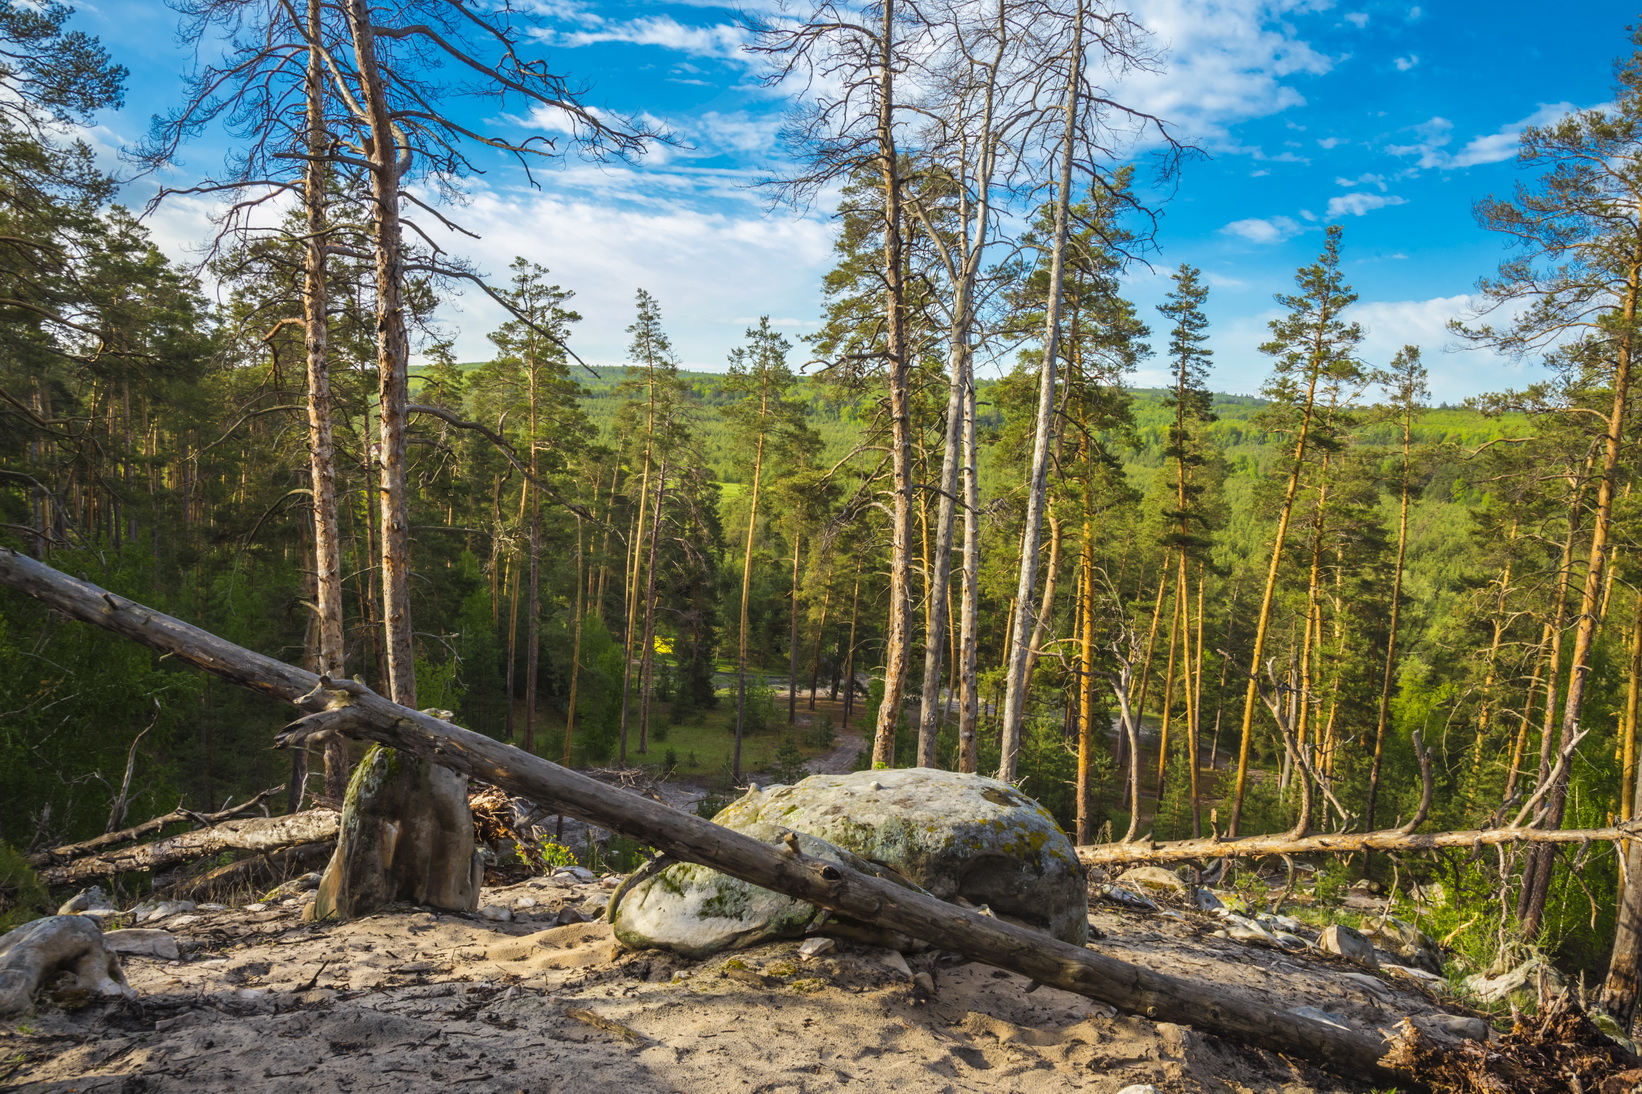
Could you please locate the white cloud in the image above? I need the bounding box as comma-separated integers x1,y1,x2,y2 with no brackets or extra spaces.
1105,0,1335,143
1353,295,1525,402
1221,215,1303,243
1344,12,1369,27
1449,102,1579,167
1393,54,1419,71
1316,136,1345,149
544,15,750,64
1325,191,1407,217
1389,104,1584,170
424,183,835,370
1335,172,1388,191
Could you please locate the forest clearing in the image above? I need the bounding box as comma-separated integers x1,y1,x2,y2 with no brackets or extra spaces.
5,0,1642,1090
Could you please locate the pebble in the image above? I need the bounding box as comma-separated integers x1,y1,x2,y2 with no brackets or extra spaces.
798,937,836,959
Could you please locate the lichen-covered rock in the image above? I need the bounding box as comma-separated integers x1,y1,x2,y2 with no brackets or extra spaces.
1363,915,1443,974
1117,866,1187,896
1318,923,1378,969
613,768,1087,957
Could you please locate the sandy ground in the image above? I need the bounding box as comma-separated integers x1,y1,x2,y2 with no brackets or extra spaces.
0,870,1484,1094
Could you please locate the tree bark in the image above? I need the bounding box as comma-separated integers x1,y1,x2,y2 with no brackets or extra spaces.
302,0,349,805
315,0,477,919
999,3,1081,780
871,0,913,770
0,547,1414,1082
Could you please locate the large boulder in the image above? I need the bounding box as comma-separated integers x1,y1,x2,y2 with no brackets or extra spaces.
613,768,1087,958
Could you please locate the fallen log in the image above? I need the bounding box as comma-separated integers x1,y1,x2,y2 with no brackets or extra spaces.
36,810,339,887
1077,821,1642,869
0,547,1414,1082
157,841,335,902
28,787,284,867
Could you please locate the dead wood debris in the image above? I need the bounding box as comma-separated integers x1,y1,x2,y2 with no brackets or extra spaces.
1386,993,1642,1093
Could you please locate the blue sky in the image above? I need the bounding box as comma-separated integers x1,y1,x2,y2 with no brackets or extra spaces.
74,0,1632,402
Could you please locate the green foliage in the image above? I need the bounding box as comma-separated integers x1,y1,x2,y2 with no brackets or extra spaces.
771,733,807,786
0,843,48,931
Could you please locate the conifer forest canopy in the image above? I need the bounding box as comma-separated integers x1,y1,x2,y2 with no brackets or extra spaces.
11,0,1642,1055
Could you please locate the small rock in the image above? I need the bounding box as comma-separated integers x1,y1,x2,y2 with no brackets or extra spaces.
103,929,180,961
1415,1012,1490,1042
1462,954,1564,1004
514,897,538,910
1115,1086,1159,1094
1274,931,1310,950
581,893,610,916
554,906,589,926
1193,888,1225,914
1589,1010,1638,1054
266,873,322,899
875,949,913,979
166,914,202,929
1363,916,1443,974
554,866,596,883
1096,884,1158,912
798,937,835,959
1224,923,1279,947
198,903,229,911
1341,972,1394,998
478,904,513,922
1291,1005,1353,1031
1318,924,1378,969
913,970,935,997
243,903,268,912
1350,878,1382,894
1385,963,1446,987
1117,867,1187,896
57,886,117,916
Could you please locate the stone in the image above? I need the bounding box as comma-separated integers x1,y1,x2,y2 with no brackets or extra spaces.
1362,915,1442,974
265,873,323,899
0,916,135,1015
57,886,116,917
134,900,197,923
798,937,835,959
1415,1012,1490,1042
1096,885,1158,911
1462,953,1565,1004
1274,931,1310,951
1341,972,1394,998
1193,888,1225,914
555,866,596,883
1385,963,1446,987
1117,866,1186,896
478,904,513,922
102,929,180,961
614,768,1087,958
1115,1087,1159,1094
1318,924,1378,969
1589,1010,1638,1054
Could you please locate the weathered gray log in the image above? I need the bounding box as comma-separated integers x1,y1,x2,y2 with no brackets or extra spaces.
157,841,335,902
28,787,283,867
0,915,134,1016
36,810,339,886
0,547,1413,1081
1077,821,1642,869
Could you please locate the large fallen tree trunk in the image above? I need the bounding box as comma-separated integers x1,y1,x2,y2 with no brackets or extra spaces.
0,548,1414,1081
1079,822,1642,869
28,787,284,867
36,810,339,887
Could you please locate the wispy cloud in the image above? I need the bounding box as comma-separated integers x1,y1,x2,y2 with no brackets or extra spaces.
1326,191,1407,217
1222,215,1304,243
1393,54,1419,71
1388,103,1583,169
